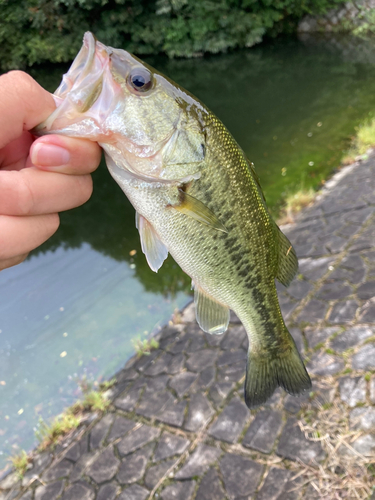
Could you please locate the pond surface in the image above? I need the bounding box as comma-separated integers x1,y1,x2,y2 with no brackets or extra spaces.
2,34,375,469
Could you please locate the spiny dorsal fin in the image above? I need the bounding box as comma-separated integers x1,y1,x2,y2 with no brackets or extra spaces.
194,284,229,335
173,189,228,233
275,227,298,287
136,212,168,272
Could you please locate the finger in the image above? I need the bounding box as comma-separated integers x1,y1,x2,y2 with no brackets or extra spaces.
0,214,59,261
0,71,55,150
0,132,33,170
0,253,28,272
30,135,102,175
0,167,93,216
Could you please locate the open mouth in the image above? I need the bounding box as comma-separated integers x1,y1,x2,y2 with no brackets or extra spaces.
34,32,116,136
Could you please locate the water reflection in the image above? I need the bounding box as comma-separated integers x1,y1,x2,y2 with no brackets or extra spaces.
3,35,375,468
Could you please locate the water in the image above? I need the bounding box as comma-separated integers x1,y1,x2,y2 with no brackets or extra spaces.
2,34,375,469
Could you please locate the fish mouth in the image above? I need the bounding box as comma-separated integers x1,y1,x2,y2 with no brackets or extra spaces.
34,32,120,136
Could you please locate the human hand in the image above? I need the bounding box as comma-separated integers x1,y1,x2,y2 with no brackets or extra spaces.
0,71,102,271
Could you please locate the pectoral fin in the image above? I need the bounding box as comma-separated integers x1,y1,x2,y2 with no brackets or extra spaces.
194,284,229,335
136,213,168,272
173,189,228,233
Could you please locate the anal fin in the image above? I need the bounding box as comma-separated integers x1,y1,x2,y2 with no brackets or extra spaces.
136,212,168,273
194,285,229,335
276,227,298,287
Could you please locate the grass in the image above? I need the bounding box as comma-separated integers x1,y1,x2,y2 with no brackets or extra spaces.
9,450,30,479
278,187,316,225
292,379,375,499
343,117,375,165
35,377,114,452
132,337,159,357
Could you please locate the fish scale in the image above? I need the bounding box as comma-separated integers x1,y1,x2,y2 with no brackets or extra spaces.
35,31,312,408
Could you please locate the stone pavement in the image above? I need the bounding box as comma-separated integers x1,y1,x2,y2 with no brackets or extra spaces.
2,156,375,499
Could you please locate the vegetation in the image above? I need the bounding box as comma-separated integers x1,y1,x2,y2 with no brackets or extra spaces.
343,116,375,165
132,336,159,357
0,0,347,71
35,377,114,451
278,186,315,224
9,450,30,479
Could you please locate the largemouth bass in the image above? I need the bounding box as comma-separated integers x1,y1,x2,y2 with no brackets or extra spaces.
36,32,311,408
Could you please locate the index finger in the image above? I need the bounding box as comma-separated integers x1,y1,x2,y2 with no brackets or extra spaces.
0,71,55,150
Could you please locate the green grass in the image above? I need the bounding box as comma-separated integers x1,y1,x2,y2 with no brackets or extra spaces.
343,117,375,164
9,450,29,479
278,186,316,224
132,337,159,357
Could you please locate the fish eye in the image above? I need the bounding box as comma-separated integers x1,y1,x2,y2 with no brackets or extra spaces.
128,69,153,93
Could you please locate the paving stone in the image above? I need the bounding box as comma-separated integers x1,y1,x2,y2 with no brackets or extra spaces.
308,352,345,376
195,468,225,500
86,446,120,484
161,480,196,500
220,453,263,498
135,349,162,372
107,416,137,442
64,434,88,462
167,353,186,374
144,459,175,489
330,255,366,284
277,418,326,464
298,257,335,281
115,386,142,412
305,326,339,349
144,352,173,376
297,299,328,323
209,381,234,406
97,482,120,500
118,484,149,500
186,335,206,353
218,366,244,384
290,327,304,353
370,377,375,403
220,325,246,350
175,444,221,479
169,372,197,397
186,350,218,372
256,467,292,500
352,343,375,370
167,336,191,354
145,374,170,392
286,279,313,300
136,390,173,418
359,299,375,322
35,480,64,500
217,349,246,367
154,432,189,461
330,325,374,352
184,393,215,432
243,410,283,453
21,451,53,486
329,299,359,323
117,443,153,484
316,282,352,301
196,366,216,389
42,459,73,482
157,399,187,427
339,376,367,407
90,413,114,449
117,425,160,456
18,492,33,500
357,281,375,300
350,407,375,430
279,297,299,319
341,434,375,457
61,481,95,500
208,397,248,443
69,453,93,482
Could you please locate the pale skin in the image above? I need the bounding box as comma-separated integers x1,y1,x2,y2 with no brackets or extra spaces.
0,71,102,271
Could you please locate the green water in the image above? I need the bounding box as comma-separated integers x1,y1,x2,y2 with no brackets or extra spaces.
2,35,375,470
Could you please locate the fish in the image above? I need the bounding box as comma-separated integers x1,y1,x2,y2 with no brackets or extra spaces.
35,32,312,408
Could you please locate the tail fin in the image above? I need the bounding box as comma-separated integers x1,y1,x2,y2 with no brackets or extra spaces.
244,334,311,409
